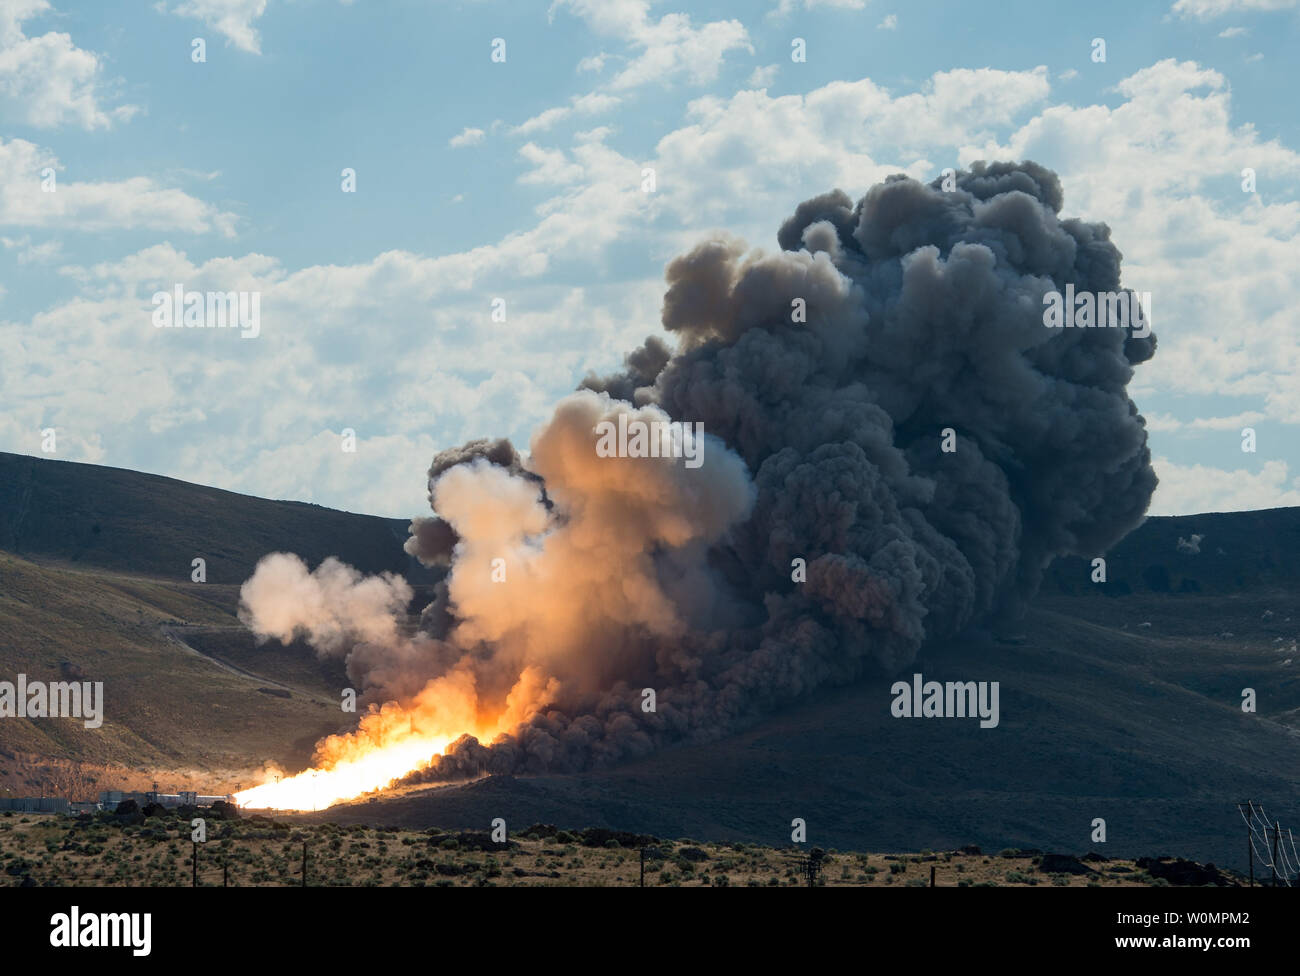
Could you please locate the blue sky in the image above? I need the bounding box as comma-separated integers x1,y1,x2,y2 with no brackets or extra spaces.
1,0,1298,518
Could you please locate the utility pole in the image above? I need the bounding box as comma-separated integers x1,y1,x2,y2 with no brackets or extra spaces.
803,848,824,888
302,841,308,887
930,865,936,887
1241,801,1255,887
1292,829,1298,888
1272,822,1280,888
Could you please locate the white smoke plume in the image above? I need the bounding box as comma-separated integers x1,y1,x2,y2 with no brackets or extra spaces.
239,553,411,655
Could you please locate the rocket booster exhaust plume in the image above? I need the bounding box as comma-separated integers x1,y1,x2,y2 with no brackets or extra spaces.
235,161,1157,808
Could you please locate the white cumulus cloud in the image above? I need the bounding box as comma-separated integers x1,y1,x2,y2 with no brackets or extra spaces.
0,0,139,128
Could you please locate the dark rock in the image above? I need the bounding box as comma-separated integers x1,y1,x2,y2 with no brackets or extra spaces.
1038,853,1093,875
577,826,658,849
1135,857,1236,887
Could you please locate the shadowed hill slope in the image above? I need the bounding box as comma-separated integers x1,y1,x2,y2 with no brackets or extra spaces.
1045,506,1300,596
0,451,429,585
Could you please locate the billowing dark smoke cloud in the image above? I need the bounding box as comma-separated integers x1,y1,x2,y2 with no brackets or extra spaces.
243,161,1157,788
581,334,672,404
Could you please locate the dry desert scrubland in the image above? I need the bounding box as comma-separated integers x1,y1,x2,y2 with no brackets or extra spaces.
0,810,1242,888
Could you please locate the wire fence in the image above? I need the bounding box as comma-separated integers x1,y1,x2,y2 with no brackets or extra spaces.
4,836,317,887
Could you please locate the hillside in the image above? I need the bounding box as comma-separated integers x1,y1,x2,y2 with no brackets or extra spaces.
0,450,1297,870
0,451,429,585
1044,506,1300,596
0,451,434,797
0,551,350,796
